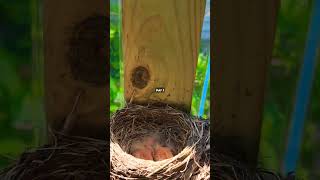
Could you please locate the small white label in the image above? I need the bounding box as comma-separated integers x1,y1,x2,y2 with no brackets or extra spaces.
155,88,165,93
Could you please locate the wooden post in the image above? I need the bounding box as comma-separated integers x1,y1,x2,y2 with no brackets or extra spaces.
212,0,280,167
43,0,109,139
122,0,206,112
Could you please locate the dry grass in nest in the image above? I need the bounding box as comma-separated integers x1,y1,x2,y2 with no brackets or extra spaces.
211,152,283,180
110,104,210,179
0,104,284,180
0,131,108,180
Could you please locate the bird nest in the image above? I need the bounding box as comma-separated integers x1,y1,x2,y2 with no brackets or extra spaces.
0,131,108,180
110,104,210,179
211,152,283,180
0,104,284,180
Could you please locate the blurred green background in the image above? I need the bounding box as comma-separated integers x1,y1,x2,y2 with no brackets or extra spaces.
0,0,45,169
259,0,320,179
0,0,319,179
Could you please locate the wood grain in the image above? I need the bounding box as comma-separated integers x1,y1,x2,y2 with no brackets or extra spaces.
43,0,109,139
212,0,280,167
122,0,206,112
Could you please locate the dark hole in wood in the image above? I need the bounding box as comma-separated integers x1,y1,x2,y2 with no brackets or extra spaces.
67,15,108,86
131,66,150,89
231,113,237,119
245,88,253,97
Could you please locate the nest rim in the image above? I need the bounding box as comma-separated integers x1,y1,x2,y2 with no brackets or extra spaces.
110,104,210,180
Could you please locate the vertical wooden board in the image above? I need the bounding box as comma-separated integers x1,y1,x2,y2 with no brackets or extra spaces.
122,0,206,112
212,0,280,166
43,0,109,139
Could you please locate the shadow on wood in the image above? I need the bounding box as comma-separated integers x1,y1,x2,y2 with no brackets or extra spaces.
212,0,280,167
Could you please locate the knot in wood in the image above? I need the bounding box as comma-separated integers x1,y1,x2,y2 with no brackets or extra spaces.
131,66,150,89
68,15,108,86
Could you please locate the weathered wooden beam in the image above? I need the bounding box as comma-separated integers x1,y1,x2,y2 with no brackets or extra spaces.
212,0,280,167
43,0,109,139
122,0,206,112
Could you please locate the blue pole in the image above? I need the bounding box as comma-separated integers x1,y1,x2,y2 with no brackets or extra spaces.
283,0,320,175
198,56,210,117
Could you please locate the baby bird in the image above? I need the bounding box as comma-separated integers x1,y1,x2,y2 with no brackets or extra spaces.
130,136,156,161
131,148,153,160
153,142,174,161
144,136,158,149
130,134,174,161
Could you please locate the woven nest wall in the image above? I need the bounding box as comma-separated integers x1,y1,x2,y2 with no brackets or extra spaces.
0,104,285,180
0,132,108,180
211,152,283,180
110,104,210,180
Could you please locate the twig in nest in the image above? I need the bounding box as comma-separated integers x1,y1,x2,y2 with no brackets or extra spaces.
62,89,83,134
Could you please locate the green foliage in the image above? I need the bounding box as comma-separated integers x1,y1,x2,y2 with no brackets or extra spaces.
191,53,210,119
110,6,125,114
0,0,40,168
259,0,320,178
